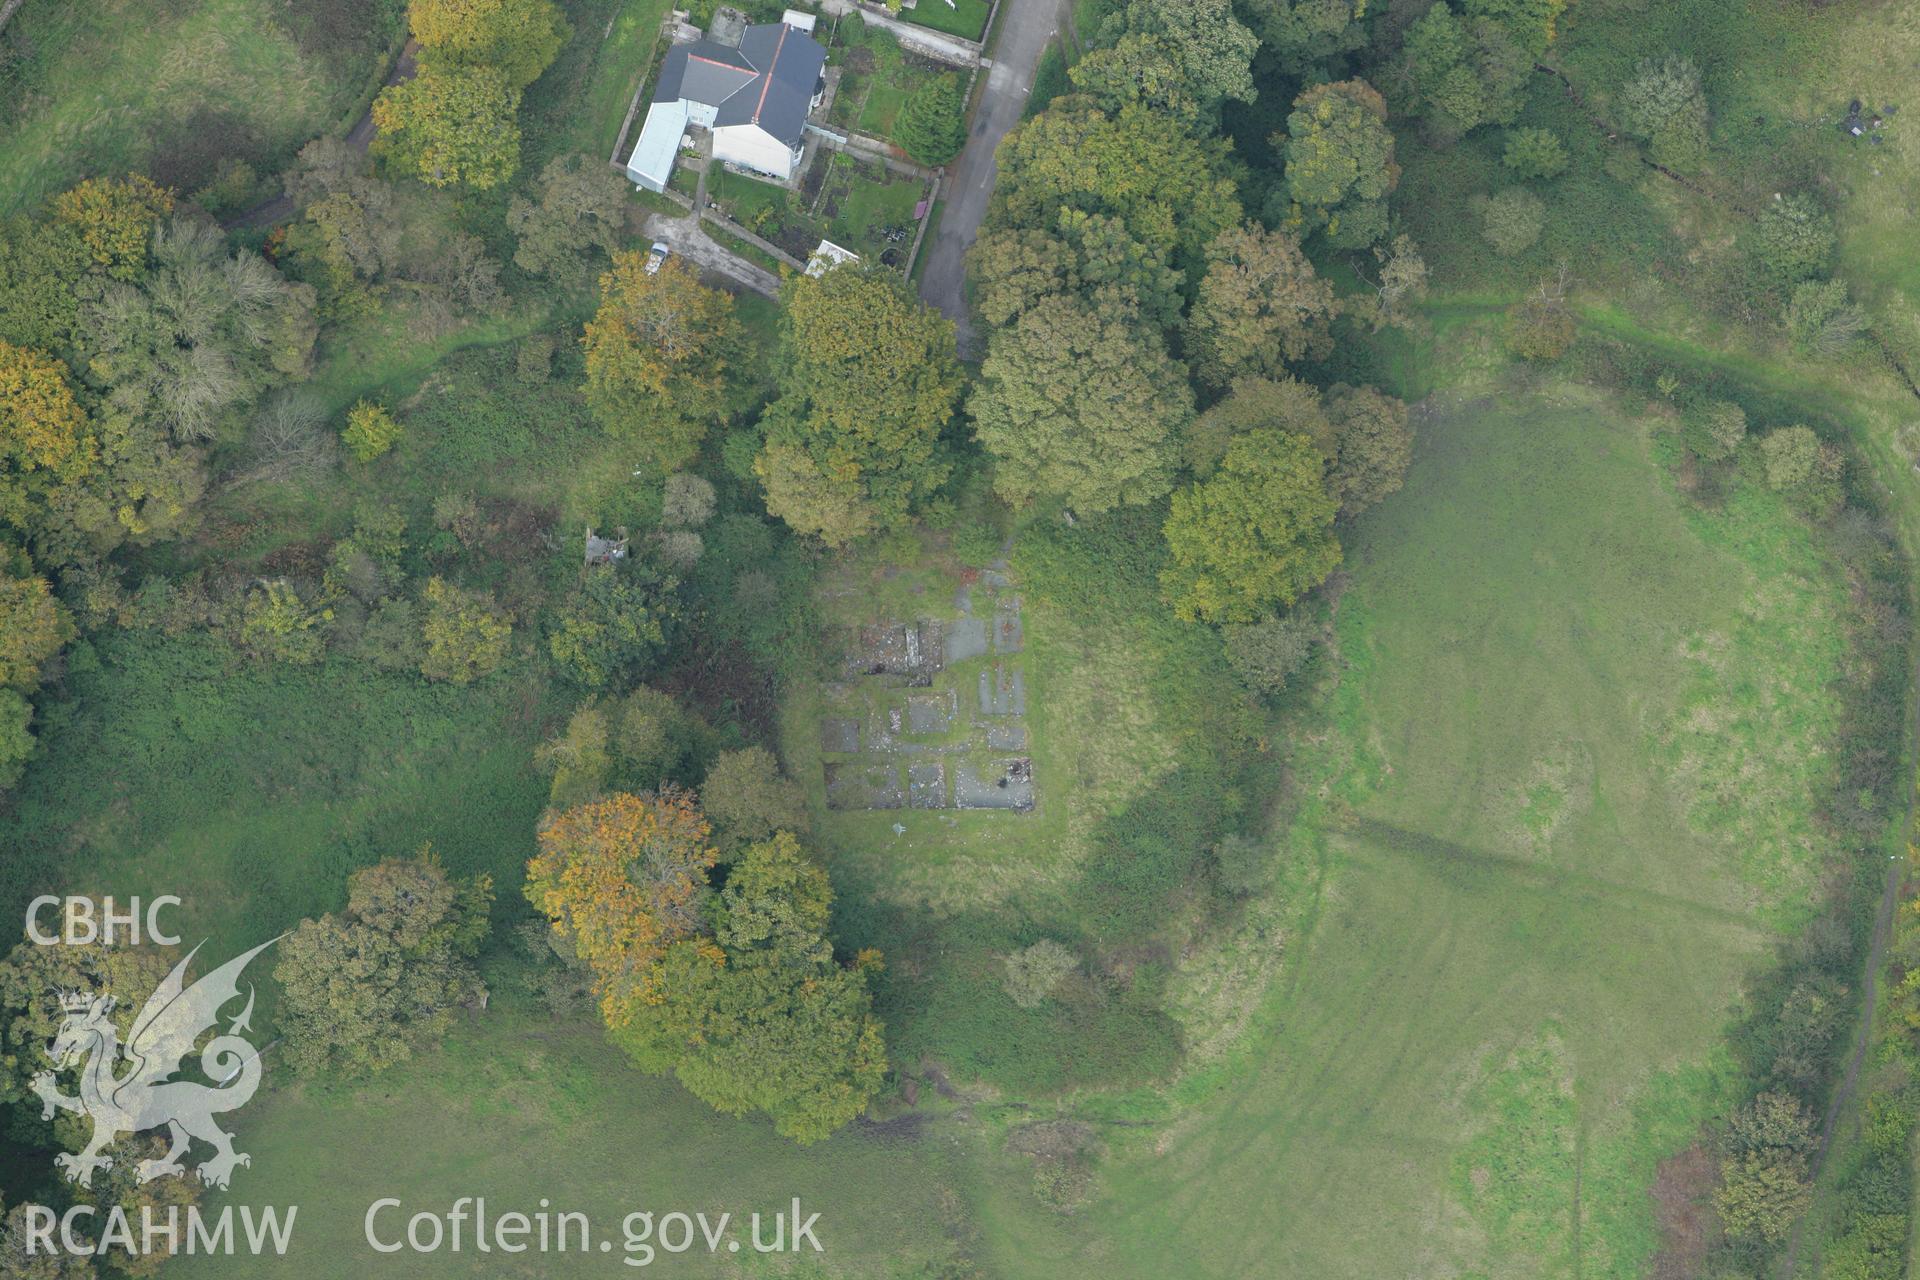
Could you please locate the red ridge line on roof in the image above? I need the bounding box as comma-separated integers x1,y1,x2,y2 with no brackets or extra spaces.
750,24,789,125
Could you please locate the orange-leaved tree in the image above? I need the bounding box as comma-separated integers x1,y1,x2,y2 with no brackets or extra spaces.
523,787,718,1025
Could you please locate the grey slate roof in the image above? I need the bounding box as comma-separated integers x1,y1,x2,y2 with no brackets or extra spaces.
653,42,757,106
655,22,826,147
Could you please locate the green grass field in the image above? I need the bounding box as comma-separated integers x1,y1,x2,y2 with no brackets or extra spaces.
0,0,399,216
164,998,980,1279
970,373,1851,1278
0,631,557,962
779,520,1246,1094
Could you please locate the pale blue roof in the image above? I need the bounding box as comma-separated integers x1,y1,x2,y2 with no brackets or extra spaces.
627,100,690,193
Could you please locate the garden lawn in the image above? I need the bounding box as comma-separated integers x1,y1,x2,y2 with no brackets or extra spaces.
824,160,925,261
974,378,1851,1278
903,0,988,41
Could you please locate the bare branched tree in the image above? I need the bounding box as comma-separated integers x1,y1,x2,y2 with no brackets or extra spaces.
229,391,336,488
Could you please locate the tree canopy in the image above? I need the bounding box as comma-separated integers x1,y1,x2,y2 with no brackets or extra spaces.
1281,80,1398,247
524,789,718,1023
970,291,1191,513
407,0,567,88
895,74,968,165
968,209,1184,333
1401,5,1531,137
0,342,93,481
49,176,174,282
1185,222,1336,389
508,153,629,281
701,746,810,851
642,833,886,1143
527,799,884,1142
373,60,524,190
0,574,76,689
1160,429,1343,622
993,102,1243,267
275,854,491,1077
583,253,737,469
753,268,961,544
81,217,317,443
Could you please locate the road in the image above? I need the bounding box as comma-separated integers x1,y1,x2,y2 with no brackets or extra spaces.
916,0,1064,357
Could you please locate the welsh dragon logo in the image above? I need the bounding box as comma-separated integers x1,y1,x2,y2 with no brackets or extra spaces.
31,938,278,1190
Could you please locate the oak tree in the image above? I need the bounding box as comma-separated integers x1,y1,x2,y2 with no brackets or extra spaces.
275,855,491,1077
407,0,567,88
1281,80,1398,248
1161,429,1342,623
644,834,886,1143
373,60,524,190
1185,222,1336,390
701,746,809,850
753,268,961,543
583,253,737,469
970,291,1190,512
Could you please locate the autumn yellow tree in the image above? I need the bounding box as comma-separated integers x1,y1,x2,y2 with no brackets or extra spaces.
342,400,402,461
373,61,523,189
0,574,76,690
524,789,718,1025
418,577,512,683
0,341,94,478
408,0,568,87
50,175,174,280
582,254,737,468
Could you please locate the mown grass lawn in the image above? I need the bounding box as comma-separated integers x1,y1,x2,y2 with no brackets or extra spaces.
975,372,1851,1278
903,0,988,42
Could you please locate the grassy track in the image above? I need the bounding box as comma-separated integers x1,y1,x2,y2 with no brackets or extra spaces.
973,377,1850,1278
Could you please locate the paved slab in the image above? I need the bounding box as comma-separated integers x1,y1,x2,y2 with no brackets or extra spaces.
944,615,989,663
821,718,861,753
827,761,905,809
638,212,782,298
954,757,1034,810
908,762,948,809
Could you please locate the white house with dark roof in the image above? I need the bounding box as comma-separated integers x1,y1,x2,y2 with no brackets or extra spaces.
626,14,827,192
